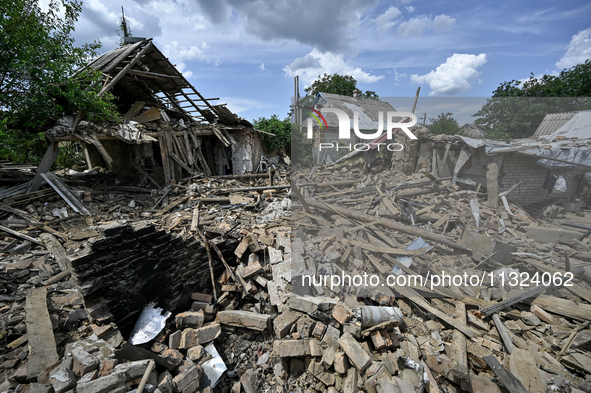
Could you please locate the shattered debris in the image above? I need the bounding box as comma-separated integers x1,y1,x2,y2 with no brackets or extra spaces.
2,116,591,393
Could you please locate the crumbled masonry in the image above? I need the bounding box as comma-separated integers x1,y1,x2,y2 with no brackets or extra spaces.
1,124,591,393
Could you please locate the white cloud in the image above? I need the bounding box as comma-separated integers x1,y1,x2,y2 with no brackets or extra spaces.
202,41,209,49
259,63,266,71
284,49,384,86
405,6,414,13
163,41,206,61
374,6,402,32
410,53,487,95
433,14,456,31
398,16,429,36
393,68,407,85
556,28,591,69
397,14,455,37
220,97,274,115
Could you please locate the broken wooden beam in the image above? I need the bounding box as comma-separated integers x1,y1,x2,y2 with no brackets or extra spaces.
26,287,59,379
481,289,514,354
478,285,551,317
297,179,359,188
302,197,469,252
483,355,529,393
394,184,448,200
41,172,93,215
0,224,42,245
154,196,189,216
211,173,270,180
214,185,290,193
40,233,72,272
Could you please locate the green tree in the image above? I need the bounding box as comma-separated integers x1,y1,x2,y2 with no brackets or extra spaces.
254,114,312,164
305,73,379,99
254,115,293,154
427,112,461,135
0,0,118,133
474,60,591,139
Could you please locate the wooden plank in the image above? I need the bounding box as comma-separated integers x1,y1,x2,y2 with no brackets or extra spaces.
290,181,311,214
39,233,72,272
182,130,194,166
154,196,189,217
482,290,514,354
303,197,469,252
123,101,146,120
348,239,428,256
376,187,399,216
212,127,231,147
132,107,161,123
170,132,189,165
41,225,69,241
99,41,154,96
76,134,114,171
532,296,591,321
190,204,199,232
26,143,59,193
126,69,182,79
478,285,551,317
487,162,499,208
408,296,477,338
483,355,529,393
521,256,591,304
0,224,42,245
131,161,162,189
0,201,39,223
509,348,546,393
158,131,172,185
170,151,196,174
41,173,93,215
26,287,59,379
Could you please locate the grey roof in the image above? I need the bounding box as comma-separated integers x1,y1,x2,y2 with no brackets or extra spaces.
85,39,249,126
533,112,578,137
308,93,397,130
460,123,486,138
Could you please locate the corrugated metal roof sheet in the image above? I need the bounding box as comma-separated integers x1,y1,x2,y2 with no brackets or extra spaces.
533,112,578,136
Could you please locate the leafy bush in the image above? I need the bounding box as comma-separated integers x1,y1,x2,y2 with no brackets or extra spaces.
0,129,47,164
254,115,293,154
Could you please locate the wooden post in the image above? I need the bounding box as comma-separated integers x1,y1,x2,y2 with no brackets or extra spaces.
158,131,172,186
487,162,499,208
27,143,60,193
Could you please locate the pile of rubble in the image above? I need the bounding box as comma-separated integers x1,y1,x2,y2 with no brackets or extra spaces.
2,157,591,393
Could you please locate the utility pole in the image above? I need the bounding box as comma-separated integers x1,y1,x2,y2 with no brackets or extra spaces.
422,113,427,126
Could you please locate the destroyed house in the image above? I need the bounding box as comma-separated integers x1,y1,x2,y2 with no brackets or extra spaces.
303,92,397,163
39,38,263,191
415,111,591,214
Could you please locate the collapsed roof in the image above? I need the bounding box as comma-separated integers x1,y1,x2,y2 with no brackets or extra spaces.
85,39,251,127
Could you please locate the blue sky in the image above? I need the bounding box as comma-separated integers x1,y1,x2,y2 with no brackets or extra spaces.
70,0,591,124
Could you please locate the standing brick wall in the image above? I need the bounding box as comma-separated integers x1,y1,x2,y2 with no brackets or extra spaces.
499,154,585,205
68,222,236,334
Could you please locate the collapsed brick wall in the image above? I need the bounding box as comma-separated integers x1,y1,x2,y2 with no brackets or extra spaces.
500,154,586,205
67,222,237,335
